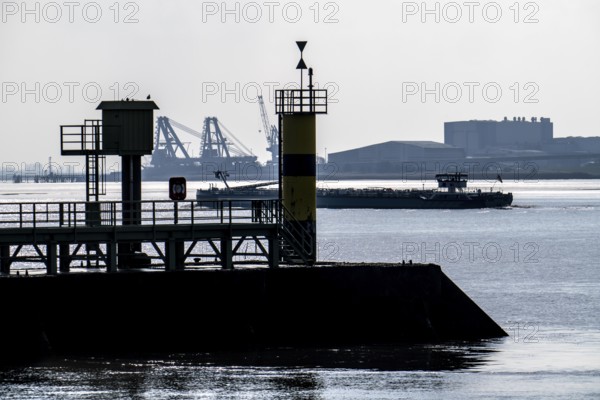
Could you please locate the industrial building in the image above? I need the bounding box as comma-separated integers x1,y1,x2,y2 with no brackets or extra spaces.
326,118,599,178
544,136,600,154
444,117,554,156
328,141,465,173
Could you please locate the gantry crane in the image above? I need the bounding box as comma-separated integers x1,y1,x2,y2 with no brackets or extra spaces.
149,116,258,180
258,95,279,164
152,116,255,162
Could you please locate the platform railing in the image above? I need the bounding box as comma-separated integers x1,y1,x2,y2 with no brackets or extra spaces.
60,119,104,155
259,200,314,263
275,89,328,114
0,199,281,229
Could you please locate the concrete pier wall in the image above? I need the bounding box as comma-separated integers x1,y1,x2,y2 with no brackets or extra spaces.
0,264,506,361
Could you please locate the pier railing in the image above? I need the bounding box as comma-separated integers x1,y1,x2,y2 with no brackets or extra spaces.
0,199,281,229
275,89,328,114
60,119,104,155
258,201,314,264
0,199,319,271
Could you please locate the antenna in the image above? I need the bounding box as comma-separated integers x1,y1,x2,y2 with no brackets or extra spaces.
308,67,314,111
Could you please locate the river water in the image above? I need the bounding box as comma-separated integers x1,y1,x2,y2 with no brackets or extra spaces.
0,179,599,399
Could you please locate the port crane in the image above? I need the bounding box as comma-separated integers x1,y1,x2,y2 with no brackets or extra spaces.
258,95,279,164
200,117,255,161
151,116,257,164
154,116,193,160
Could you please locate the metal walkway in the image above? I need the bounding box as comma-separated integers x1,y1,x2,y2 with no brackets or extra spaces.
0,199,297,275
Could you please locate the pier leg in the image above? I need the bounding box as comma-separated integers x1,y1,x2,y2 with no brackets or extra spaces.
120,155,143,268
107,242,117,273
120,155,132,269
0,245,10,275
122,155,142,252
220,238,233,270
59,244,71,273
46,243,57,275
268,234,279,268
166,240,185,271
166,240,175,271
175,241,185,271
132,156,142,252
117,243,130,269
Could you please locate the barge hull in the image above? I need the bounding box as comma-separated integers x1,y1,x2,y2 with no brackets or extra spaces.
316,193,513,209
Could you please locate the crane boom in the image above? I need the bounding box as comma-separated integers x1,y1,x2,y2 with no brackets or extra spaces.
258,95,279,164
168,119,204,139
258,95,272,142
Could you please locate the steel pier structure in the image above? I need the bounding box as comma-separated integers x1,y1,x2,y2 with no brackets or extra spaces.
0,93,315,272
1,87,320,273
0,199,284,275
0,43,507,362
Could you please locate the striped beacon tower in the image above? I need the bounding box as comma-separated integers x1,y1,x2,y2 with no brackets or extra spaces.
275,41,328,265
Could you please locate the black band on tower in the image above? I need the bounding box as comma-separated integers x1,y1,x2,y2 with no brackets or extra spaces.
282,154,316,177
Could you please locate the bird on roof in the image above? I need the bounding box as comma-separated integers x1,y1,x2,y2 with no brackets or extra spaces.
146,94,151,100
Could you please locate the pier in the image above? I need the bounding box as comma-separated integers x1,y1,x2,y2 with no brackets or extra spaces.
0,42,506,362
0,198,297,275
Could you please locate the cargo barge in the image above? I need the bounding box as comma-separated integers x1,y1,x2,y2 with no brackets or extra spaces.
196,173,513,209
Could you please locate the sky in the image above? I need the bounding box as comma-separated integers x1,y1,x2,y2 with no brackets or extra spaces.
1,0,600,168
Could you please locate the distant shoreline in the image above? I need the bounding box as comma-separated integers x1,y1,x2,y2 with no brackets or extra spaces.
3,173,599,185
316,172,600,181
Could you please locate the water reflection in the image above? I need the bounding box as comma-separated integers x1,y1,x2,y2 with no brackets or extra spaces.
0,339,559,400
181,341,503,371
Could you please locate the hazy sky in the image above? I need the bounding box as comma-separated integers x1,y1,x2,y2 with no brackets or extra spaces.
1,0,599,166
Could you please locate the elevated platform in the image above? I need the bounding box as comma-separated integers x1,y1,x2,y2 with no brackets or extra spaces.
0,199,284,273
275,89,328,114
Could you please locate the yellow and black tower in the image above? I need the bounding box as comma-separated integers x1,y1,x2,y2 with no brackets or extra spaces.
275,41,328,264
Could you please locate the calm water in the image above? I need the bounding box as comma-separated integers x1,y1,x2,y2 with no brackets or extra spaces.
1,180,599,399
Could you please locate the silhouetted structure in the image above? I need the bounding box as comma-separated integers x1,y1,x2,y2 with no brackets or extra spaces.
61,100,159,267
329,141,464,174
144,116,261,181
275,41,328,264
0,43,507,364
445,117,553,156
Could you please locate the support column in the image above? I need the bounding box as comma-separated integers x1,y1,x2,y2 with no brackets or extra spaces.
220,238,233,270
166,240,176,271
119,155,132,268
46,243,57,275
119,155,143,267
0,245,11,275
59,244,71,273
268,233,279,268
121,155,133,224
165,240,185,271
107,242,118,272
175,241,185,271
132,155,142,248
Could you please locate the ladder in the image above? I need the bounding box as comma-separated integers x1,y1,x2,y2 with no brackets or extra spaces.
82,120,106,202
86,154,106,202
